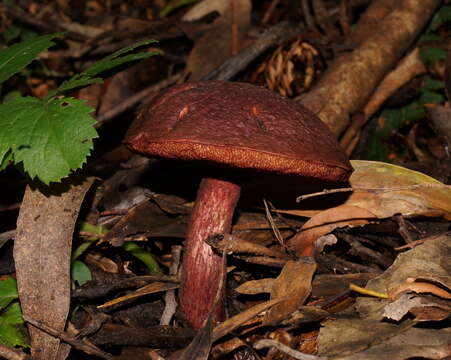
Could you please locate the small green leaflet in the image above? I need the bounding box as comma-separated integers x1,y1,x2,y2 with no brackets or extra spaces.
71,260,92,286
0,33,59,84
0,278,27,348
0,277,18,310
0,35,158,183
123,242,162,274
0,302,29,348
0,96,97,184
47,39,159,98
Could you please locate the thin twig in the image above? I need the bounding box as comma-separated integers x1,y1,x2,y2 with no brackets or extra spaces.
296,184,451,202
0,229,16,249
95,73,183,128
263,199,285,246
1,4,88,42
23,315,113,360
203,21,302,81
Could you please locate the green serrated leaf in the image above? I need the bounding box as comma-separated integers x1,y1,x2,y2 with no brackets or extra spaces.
71,260,92,286
0,33,60,84
0,149,13,170
420,47,447,64
83,51,158,78
47,76,103,99
0,96,98,184
123,242,162,274
419,90,445,104
99,39,158,64
0,302,29,348
419,33,441,43
364,103,426,161
0,277,18,310
52,39,159,97
430,5,451,30
421,77,444,91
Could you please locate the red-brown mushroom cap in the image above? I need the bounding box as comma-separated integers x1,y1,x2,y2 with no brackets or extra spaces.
126,81,353,182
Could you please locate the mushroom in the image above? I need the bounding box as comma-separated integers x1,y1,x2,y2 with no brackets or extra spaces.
125,81,353,329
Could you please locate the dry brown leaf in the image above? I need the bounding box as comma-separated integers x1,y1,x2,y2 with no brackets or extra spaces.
287,160,451,255
212,298,282,342
389,277,451,300
289,205,375,256
357,234,450,320
318,319,451,359
263,259,317,325
234,278,274,295
14,176,94,360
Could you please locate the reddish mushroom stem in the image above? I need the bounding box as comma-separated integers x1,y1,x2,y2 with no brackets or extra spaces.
180,177,241,329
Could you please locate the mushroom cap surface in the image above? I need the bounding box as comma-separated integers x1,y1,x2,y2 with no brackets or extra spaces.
126,81,353,182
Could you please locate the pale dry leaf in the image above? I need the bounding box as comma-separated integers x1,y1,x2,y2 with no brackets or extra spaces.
347,160,451,219
234,278,274,295
286,160,451,255
182,0,231,21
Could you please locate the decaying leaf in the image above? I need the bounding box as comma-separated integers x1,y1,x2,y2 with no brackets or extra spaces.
263,259,317,325
383,293,451,321
103,200,186,247
318,319,451,360
356,234,451,320
14,176,94,360
212,298,282,342
347,160,451,219
288,160,451,255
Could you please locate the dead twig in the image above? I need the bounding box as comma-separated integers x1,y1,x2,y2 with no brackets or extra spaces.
95,73,183,128
1,4,88,42
23,315,113,360
203,21,302,81
296,183,451,202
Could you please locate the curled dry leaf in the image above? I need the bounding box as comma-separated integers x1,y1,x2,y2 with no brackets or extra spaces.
383,293,451,322
356,234,450,321
389,277,451,300
288,160,451,256
289,205,375,256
